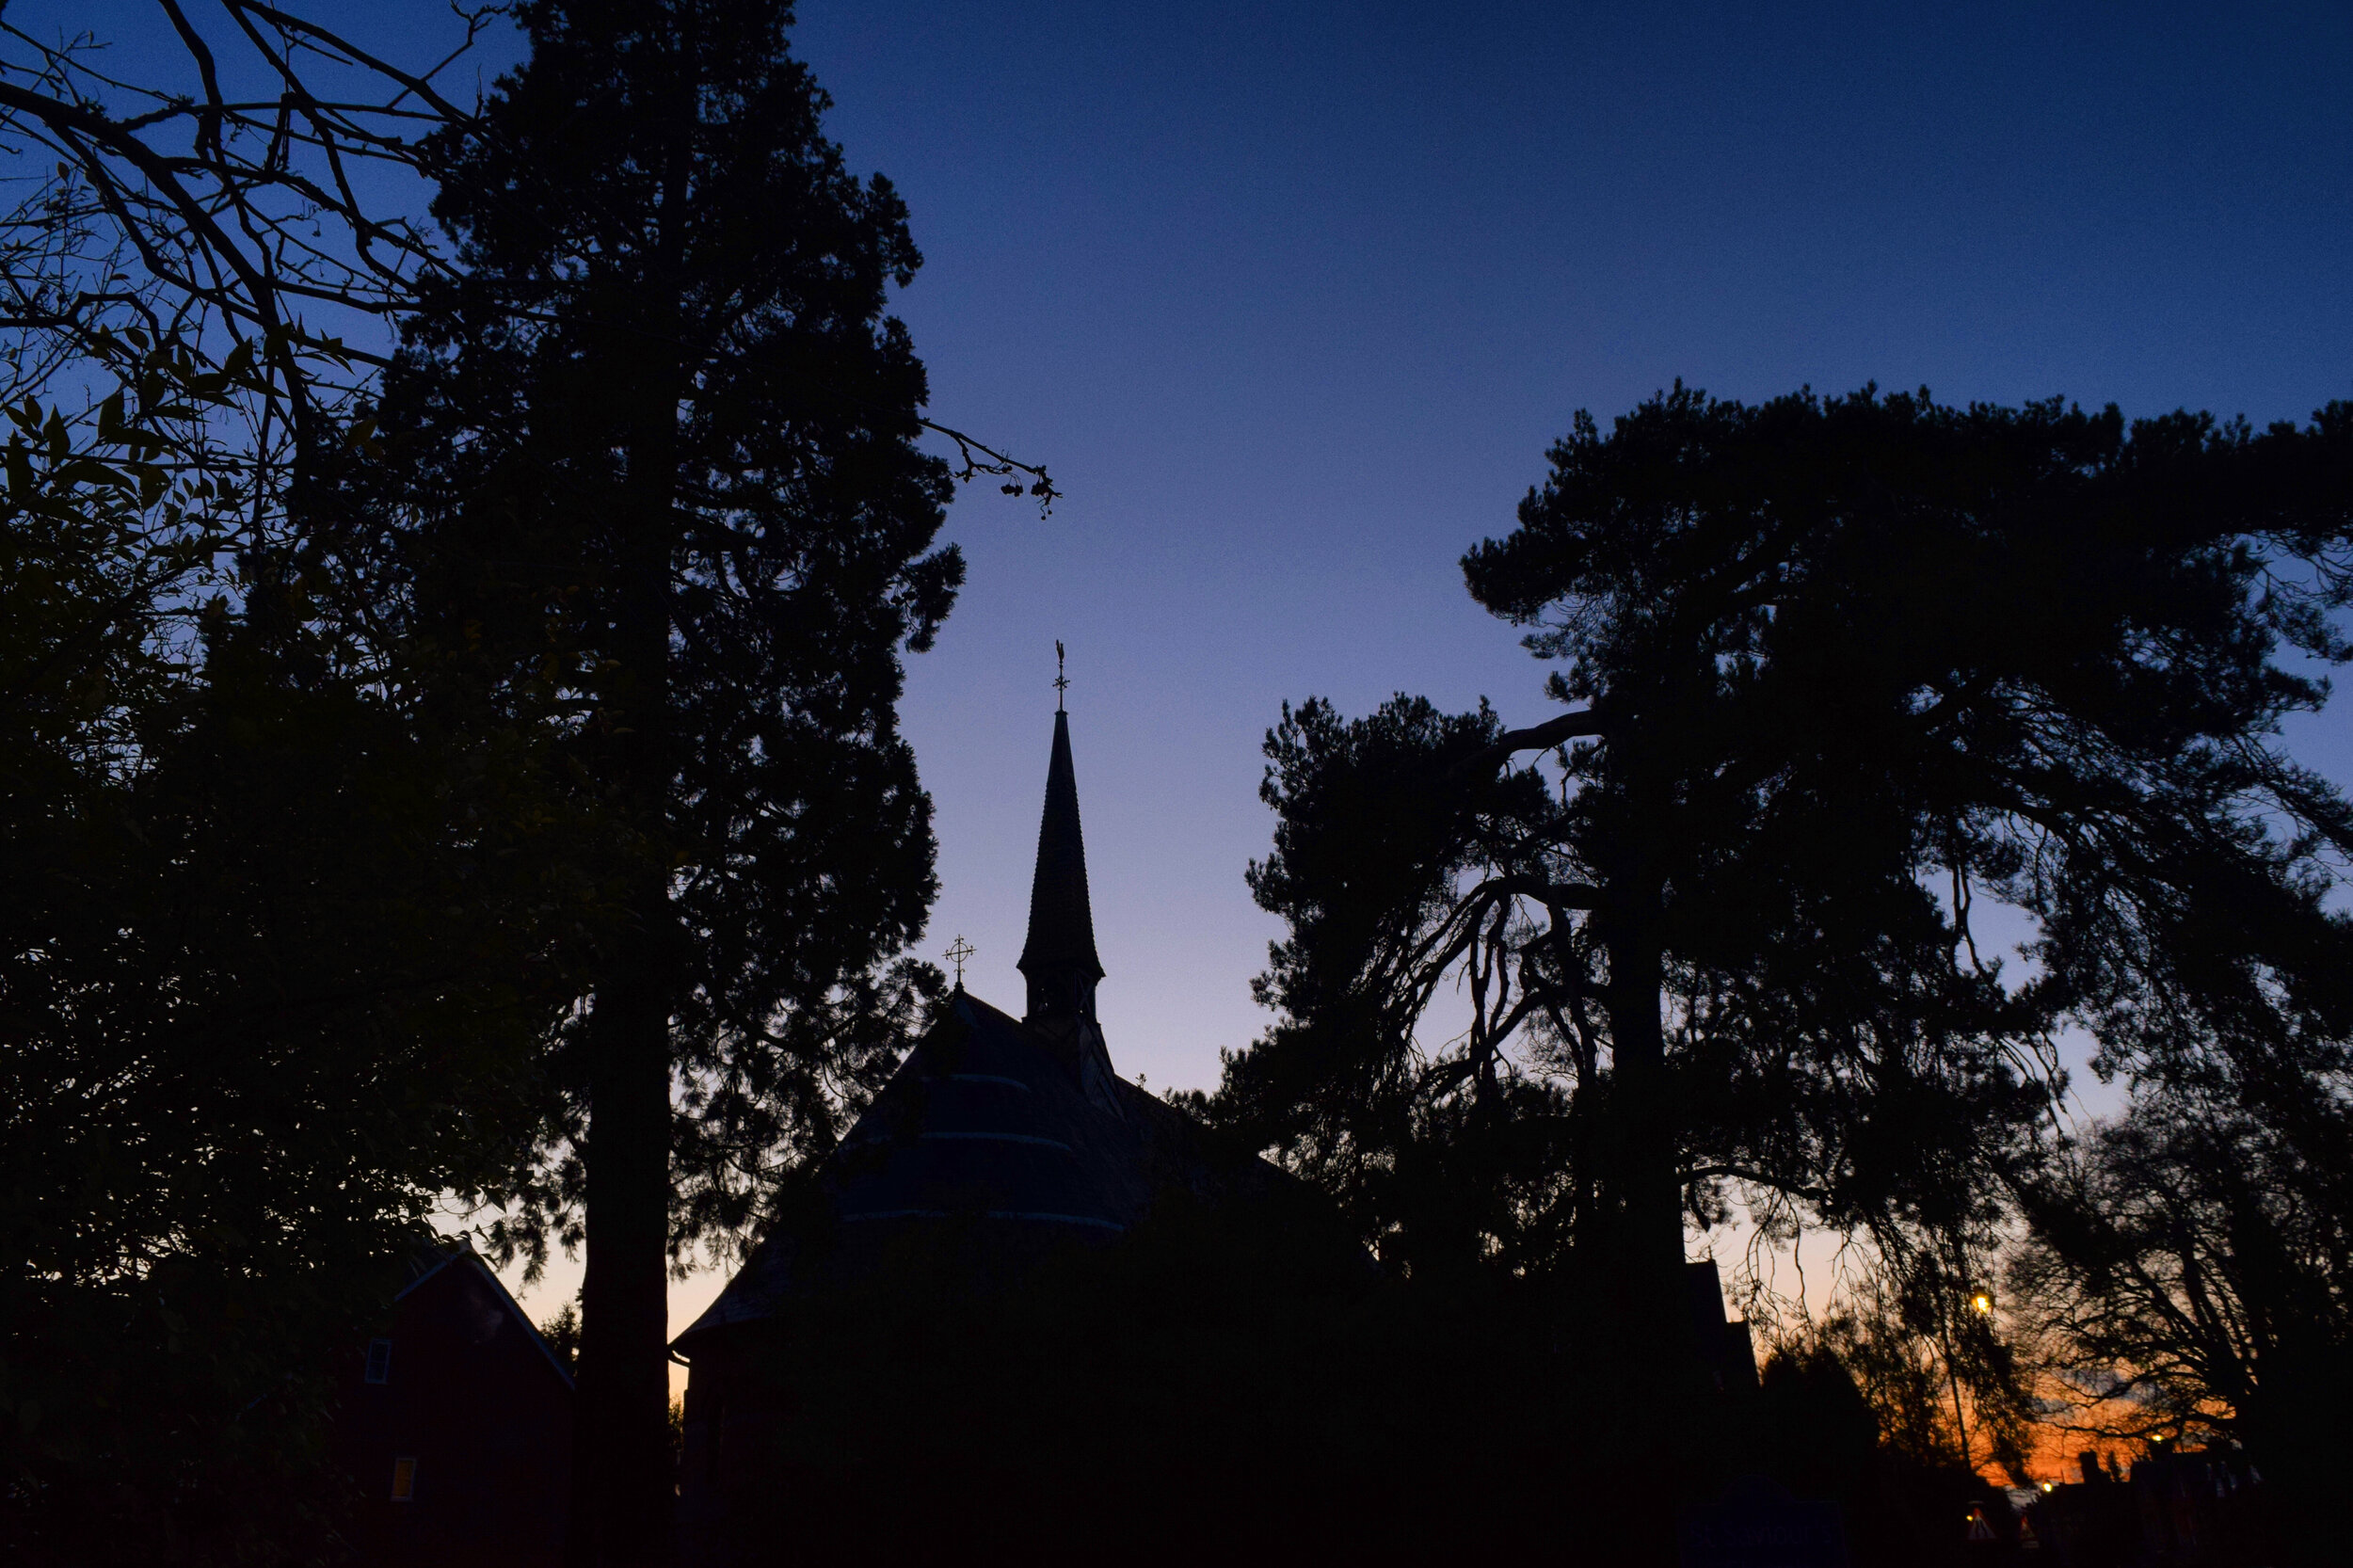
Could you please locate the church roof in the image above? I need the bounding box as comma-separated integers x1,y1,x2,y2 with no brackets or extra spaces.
1016,710,1103,984
672,699,1305,1357
671,990,1269,1351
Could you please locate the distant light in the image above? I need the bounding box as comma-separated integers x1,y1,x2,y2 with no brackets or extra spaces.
1971,1291,1993,1316
2041,1482,2055,1492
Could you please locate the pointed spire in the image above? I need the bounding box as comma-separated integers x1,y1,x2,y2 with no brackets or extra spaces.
1018,708,1103,1030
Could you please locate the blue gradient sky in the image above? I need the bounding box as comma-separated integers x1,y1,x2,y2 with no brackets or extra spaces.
63,0,2353,1342
797,0,2353,1096
63,0,2351,1091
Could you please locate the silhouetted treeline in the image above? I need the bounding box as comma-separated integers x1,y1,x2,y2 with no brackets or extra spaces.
1209,384,2353,1565
691,1188,2081,1565
2,1,999,1560
348,2,968,1552
0,16,584,1558
3,1,2348,1561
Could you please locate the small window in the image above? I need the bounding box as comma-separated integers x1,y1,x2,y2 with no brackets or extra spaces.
391,1456,418,1502
363,1338,392,1384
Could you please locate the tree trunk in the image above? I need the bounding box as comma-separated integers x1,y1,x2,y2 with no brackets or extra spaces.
570,898,678,1565
1604,919,1690,1369
569,353,684,1562
1599,899,1699,1565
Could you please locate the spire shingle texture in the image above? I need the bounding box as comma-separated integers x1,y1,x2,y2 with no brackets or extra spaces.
1017,710,1104,983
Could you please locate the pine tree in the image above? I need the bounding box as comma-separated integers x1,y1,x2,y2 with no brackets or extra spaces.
1223,387,2353,1555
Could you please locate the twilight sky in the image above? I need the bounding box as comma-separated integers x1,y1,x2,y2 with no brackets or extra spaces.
795,0,2353,1098
64,0,2353,1345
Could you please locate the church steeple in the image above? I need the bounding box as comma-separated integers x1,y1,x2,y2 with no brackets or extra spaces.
1017,707,1104,1033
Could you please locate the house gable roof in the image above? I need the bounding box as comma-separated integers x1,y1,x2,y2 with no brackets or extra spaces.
398,1245,576,1390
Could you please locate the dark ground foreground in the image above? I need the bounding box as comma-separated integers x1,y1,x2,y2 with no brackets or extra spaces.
668,1203,2297,1566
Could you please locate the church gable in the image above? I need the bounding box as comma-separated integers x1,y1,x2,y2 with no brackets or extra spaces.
826,993,1137,1234
674,705,1279,1354
668,700,1385,1562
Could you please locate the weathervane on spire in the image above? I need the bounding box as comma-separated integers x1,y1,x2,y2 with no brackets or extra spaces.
1054,639,1068,712
945,935,974,989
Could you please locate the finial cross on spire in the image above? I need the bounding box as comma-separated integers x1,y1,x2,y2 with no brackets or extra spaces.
945,935,974,988
1053,639,1069,711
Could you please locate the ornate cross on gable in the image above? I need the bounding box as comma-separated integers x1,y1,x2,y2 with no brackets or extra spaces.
944,935,975,988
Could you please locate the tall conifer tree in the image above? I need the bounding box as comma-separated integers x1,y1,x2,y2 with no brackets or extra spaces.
376,3,960,1555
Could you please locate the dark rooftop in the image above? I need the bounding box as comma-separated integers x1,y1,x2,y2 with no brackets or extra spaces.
672,989,1272,1351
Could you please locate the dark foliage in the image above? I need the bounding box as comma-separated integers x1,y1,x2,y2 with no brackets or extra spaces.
1757,1345,1881,1499
1219,694,1591,1280
1215,385,2353,1530
341,0,968,1550
2009,1062,2352,1563
698,1190,1694,1561
381,0,960,1248
1469,381,2353,1235
0,8,599,1555
539,1300,584,1376
0,383,574,1562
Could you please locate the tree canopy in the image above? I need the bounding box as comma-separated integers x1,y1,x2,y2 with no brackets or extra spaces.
1216,385,2353,1510
0,2,1041,1557
0,8,595,1553
347,0,974,1551
0,295,575,1568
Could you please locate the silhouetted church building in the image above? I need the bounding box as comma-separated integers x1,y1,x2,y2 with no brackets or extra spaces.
670,708,1305,1551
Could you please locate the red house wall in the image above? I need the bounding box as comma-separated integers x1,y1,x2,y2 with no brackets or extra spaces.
330,1254,572,1567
